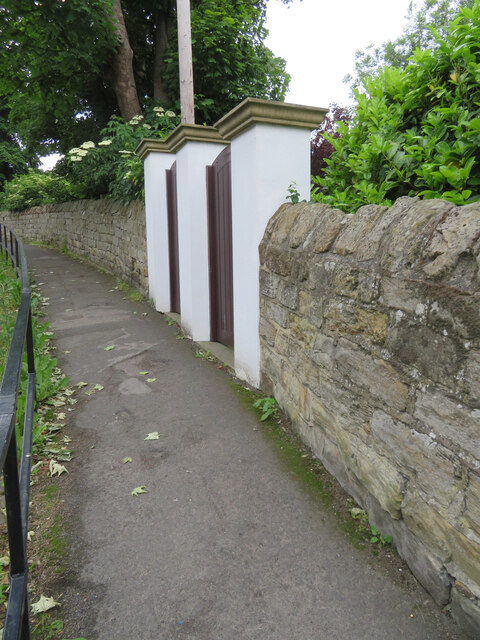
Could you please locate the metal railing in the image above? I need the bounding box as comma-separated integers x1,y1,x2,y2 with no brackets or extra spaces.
0,223,36,639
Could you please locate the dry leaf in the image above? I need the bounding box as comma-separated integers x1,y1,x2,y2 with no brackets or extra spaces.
31,595,61,614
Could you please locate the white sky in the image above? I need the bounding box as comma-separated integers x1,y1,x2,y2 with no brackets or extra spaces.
265,0,414,108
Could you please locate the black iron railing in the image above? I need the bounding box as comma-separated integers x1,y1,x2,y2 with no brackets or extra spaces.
0,223,36,639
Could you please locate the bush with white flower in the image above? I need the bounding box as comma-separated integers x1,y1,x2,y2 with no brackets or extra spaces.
66,105,180,202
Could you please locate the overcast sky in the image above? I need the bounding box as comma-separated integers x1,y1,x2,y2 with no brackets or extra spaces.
265,0,414,108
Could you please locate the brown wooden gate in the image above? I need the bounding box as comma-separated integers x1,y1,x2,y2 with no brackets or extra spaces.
207,147,234,347
166,161,180,313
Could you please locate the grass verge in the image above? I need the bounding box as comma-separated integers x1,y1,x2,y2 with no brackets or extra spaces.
0,256,79,639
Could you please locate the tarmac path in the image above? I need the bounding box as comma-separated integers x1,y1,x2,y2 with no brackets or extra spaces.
25,244,467,640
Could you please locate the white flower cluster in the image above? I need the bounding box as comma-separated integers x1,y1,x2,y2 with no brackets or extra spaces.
153,107,176,118
98,139,113,146
68,140,96,162
128,114,144,125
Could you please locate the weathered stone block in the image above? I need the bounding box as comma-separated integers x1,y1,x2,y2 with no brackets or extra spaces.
414,389,480,460
423,205,480,280
381,198,455,275
333,266,380,304
333,204,387,256
265,300,288,328
335,340,409,411
324,299,389,345
370,410,458,508
387,323,463,387
311,334,335,372
259,317,277,347
277,281,299,310
304,208,347,254
259,269,279,299
450,585,480,639
465,351,480,404
464,472,480,540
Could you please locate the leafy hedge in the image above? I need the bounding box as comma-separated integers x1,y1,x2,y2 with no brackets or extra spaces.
0,106,180,211
0,170,79,211
312,2,480,213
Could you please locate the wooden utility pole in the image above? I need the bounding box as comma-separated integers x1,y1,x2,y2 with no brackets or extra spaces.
176,0,195,124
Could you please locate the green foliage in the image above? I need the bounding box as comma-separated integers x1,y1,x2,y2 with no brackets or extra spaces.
349,508,393,547
0,170,78,211
65,106,180,201
167,0,290,123
349,0,475,86
0,0,292,159
0,259,68,458
252,396,280,422
286,182,300,204
0,0,118,159
313,2,480,213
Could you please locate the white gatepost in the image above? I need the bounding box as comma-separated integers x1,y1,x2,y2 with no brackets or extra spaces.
136,139,173,312
167,125,228,340
216,99,326,387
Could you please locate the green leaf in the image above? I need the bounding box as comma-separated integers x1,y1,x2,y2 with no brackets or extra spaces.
131,486,147,496
104,345,115,351
144,432,159,440
122,456,132,464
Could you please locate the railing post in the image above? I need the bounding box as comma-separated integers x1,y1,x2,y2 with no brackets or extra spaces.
0,225,35,639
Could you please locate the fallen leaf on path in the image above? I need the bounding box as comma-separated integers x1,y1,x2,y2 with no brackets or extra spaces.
94,384,104,391
122,457,132,464
104,345,115,351
31,595,61,614
139,371,149,376
144,432,159,440
146,378,156,383
76,381,88,388
131,486,147,497
49,460,68,477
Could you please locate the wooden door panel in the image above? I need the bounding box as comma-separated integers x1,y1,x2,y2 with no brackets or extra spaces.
207,147,234,347
166,161,180,314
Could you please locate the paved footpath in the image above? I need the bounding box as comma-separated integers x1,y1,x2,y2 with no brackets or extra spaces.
25,245,466,640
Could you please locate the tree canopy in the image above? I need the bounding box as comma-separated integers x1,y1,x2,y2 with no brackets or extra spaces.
0,0,293,165
348,0,475,87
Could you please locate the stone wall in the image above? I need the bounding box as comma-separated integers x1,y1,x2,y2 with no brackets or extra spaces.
0,200,147,293
259,197,480,636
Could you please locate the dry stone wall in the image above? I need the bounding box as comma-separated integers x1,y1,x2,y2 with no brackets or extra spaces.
259,197,480,637
0,200,147,293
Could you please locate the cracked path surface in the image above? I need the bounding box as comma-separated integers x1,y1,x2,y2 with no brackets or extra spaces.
26,245,466,640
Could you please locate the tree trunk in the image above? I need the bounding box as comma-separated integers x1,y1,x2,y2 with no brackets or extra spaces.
153,6,171,103
108,0,143,121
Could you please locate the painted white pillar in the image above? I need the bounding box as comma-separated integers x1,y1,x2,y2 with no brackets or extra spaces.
216,99,327,387
168,125,227,340
137,139,174,312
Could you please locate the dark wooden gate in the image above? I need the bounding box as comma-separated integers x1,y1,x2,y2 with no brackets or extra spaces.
166,161,180,313
207,146,234,347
